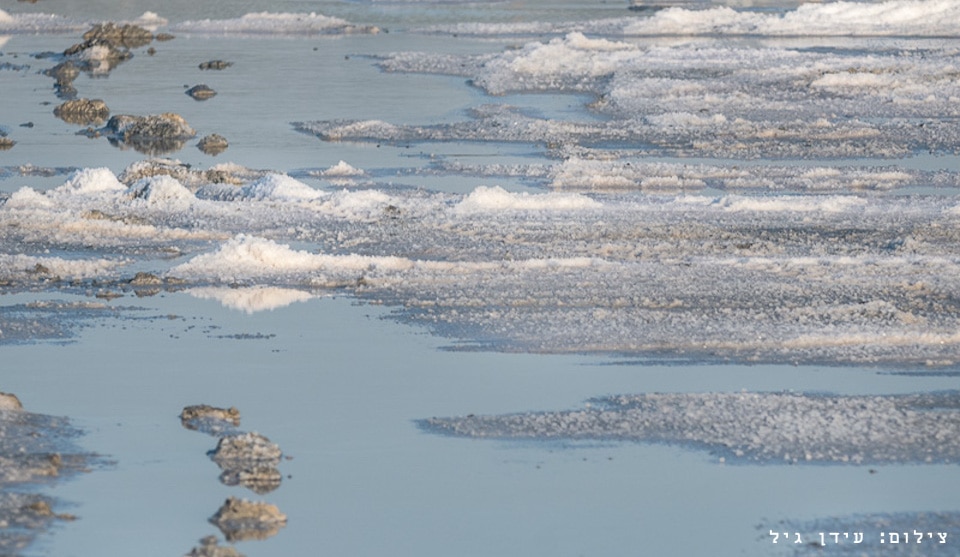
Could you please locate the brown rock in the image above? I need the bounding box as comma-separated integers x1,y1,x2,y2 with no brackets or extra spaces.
197,134,229,156
54,98,110,125
209,497,287,542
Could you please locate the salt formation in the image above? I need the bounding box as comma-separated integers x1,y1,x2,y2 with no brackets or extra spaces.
422,391,960,464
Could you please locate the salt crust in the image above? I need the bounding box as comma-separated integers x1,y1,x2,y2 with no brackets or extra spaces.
422,391,960,464
7,167,960,365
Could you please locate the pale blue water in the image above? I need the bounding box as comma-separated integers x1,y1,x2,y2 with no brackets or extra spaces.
2,1,960,556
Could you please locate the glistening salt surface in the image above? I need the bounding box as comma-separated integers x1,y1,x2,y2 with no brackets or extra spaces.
6,169,960,365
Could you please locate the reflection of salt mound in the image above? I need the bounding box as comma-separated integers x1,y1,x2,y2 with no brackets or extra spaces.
422,391,960,465
188,286,314,314
455,185,601,213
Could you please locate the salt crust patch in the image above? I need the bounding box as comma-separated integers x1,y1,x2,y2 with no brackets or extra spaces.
422,391,960,464
455,186,601,213
170,12,375,35
624,0,960,37
0,254,123,280
9,170,960,366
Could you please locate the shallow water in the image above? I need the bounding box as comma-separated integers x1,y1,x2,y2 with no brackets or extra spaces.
2,0,960,555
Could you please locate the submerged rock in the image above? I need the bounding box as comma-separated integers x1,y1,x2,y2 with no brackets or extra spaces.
184,535,244,557
53,98,110,125
197,134,229,155
199,60,233,71
186,84,217,101
209,497,286,542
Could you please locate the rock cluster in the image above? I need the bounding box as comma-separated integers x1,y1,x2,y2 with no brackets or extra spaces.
179,404,287,553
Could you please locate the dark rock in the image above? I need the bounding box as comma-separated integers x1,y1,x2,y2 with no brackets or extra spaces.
186,84,217,101
53,98,110,125
199,60,233,71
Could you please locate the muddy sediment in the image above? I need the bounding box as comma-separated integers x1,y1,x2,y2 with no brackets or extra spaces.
0,394,98,556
